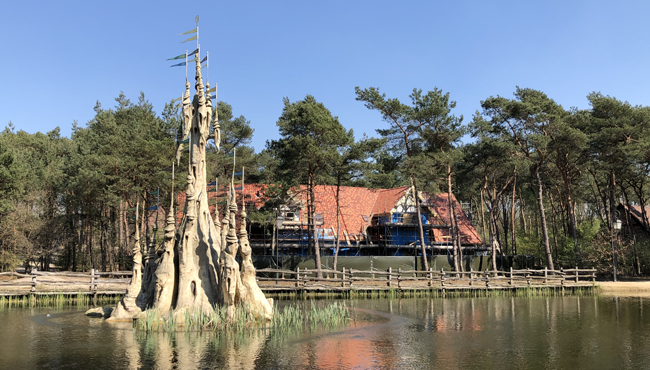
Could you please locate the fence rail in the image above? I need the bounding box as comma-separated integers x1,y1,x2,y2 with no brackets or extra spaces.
0,266,596,296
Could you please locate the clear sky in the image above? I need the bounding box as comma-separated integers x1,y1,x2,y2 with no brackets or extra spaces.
2,1,649,151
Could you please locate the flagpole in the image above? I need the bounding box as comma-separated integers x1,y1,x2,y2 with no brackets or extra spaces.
185,50,188,80
232,147,236,181
206,52,209,87
196,16,200,66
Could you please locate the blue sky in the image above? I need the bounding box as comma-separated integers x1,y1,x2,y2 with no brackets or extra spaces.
2,1,649,151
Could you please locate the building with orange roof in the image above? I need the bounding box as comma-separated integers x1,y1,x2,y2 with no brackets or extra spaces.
187,183,484,256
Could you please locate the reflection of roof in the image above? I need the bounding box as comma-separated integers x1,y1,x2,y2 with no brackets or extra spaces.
176,184,482,245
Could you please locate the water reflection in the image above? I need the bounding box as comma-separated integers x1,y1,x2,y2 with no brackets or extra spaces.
2,296,650,369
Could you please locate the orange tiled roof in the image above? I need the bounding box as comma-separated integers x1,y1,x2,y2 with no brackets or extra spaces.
371,186,410,215
424,192,482,245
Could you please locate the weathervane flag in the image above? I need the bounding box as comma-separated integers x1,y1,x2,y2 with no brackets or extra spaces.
179,27,197,36
167,53,186,61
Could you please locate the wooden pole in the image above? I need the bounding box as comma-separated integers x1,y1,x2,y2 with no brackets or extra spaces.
398,268,402,289
295,267,300,288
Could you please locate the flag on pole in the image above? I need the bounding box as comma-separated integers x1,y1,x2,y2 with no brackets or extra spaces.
207,181,217,186
166,53,186,61
170,61,186,67
179,28,197,35
147,205,159,210
233,172,243,176
234,186,243,190
171,96,182,103
188,48,198,56
181,35,198,43
201,56,207,63
208,94,216,100
201,63,207,69
207,87,216,93
149,190,159,195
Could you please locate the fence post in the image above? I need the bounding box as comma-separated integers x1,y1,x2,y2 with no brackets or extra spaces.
592,269,596,285
370,256,374,279
388,267,392,287
349,269,354,287
90,269,95,292
31,274,36,293
509,267,513,286
575,266,579,283
397,268,402,289
295,267,300,288
469,266,474,287
544,267,548,285
342,267,346,288
560,267,564,286
440,268,445,287
428,267,433,287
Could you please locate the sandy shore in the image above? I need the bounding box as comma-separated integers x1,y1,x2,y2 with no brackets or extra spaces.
598,281,650,297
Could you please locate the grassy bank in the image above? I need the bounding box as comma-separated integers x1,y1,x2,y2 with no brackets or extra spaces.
0,293,122,309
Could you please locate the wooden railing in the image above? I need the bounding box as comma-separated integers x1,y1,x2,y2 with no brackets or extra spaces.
0,266,596,295
255,266,597,289
0,269,133,295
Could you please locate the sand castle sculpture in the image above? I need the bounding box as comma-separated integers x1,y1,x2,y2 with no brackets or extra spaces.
107,51,273,323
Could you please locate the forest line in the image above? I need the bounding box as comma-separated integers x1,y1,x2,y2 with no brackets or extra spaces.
0,86,647,278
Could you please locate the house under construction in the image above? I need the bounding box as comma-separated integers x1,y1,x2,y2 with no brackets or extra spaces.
178,184,484,257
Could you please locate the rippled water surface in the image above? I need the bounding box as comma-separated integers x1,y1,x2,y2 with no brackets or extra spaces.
1,296,649,369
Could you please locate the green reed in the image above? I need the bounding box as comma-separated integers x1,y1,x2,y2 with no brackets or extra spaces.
134,300,351,333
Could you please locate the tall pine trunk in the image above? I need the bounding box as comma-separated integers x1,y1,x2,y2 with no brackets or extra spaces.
308,172,322,278
333,180,341,273
446,168,459,272
535,167,554,270
411,178,429,271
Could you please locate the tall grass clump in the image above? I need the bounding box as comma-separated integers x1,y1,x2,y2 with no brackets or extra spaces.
134,301,351,333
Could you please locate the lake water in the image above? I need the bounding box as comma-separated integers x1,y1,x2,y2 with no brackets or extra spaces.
1,296,648,369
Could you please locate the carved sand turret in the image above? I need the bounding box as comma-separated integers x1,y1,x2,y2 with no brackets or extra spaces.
108,49,272,323
107,203,143,321
237,172,273,320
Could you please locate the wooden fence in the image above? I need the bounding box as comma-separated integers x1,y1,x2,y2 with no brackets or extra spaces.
256,266,597,290
0,266,597,296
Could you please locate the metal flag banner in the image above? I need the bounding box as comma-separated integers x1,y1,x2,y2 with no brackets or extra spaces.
181,35,198,43
167,54,186,61
170,61,186,67
188,48,199,56
179,27,197,35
